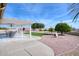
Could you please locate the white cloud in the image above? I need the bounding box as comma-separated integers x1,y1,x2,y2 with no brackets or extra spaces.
62,19,72,23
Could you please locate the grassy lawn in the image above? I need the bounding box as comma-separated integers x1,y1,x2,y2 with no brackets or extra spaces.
24,32,44,37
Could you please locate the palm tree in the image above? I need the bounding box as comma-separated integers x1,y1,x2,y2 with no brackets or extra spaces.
0,3,7,19
69,3,79,22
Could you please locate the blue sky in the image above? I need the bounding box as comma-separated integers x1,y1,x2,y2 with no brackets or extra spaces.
3,3,79,29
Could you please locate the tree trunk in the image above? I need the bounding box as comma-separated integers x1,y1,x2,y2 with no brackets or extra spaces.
0,3,7,19
61,32,64,36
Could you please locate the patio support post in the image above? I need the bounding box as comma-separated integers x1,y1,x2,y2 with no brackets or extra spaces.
21,25,24,39
29,25,32,39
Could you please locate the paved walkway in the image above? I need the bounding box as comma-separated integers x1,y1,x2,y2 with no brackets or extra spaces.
40,34,79,56
0,39,54,56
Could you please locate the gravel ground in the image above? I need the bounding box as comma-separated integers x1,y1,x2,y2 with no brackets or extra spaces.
40,34,79,56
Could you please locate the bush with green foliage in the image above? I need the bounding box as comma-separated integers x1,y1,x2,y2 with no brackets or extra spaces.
55,23,72,35
48,28,54,32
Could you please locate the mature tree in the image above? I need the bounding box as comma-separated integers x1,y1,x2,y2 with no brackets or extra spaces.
31,23,39,30
39,23,45,29
48,28,54,33
39,23,45,31
31,23,45,30
55,23,72,35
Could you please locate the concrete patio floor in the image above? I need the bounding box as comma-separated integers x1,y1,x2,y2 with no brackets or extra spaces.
0,39,54,56
40,34,79,56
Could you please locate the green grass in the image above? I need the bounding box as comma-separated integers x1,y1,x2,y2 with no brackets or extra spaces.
0,28,8,30
25,32,44,37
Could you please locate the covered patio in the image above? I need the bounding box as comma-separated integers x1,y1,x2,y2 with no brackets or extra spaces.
0,18,32,39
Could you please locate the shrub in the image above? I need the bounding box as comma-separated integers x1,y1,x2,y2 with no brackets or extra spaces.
48,28,54,32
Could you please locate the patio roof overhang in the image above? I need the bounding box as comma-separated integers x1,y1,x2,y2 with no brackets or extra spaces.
0,18,33,25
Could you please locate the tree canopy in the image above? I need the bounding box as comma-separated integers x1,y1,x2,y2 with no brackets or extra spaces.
31,23,45,30
55,23,72,35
